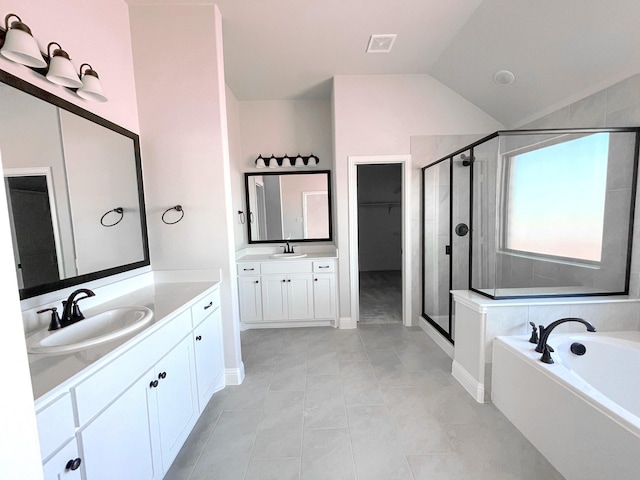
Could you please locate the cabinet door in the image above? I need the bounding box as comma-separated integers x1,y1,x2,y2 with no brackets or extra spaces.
238,275,263,322
79,371,160,480
42,439,82,480
313,274,336,319
261,276,288,321
155,335,198,473
193,308,225,410
287,273,314,320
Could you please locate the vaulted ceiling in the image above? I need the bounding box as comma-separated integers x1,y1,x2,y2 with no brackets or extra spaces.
127,0,640,127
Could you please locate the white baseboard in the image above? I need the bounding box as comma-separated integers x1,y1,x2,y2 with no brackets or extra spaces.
419,317,454,358
225,363,245,385
452,360,485,403
339,316,356,329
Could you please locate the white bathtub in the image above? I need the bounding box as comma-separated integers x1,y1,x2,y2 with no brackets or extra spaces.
492,331,640,480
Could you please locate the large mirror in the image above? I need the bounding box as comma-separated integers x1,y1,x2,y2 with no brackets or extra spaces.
245,171,332,243
0,70,149,299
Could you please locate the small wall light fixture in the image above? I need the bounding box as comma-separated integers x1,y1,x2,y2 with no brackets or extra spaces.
77,63,107,102
46,42,82,88
294,154,304,167
255,155,266,168
0,14,46,68
268,155,278,169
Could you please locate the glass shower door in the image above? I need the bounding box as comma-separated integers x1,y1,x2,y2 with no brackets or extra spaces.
421,150,471,343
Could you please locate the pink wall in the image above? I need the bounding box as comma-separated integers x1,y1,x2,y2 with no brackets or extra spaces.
0,0,139,132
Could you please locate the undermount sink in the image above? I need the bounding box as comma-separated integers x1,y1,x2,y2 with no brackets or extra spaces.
26,306,153,355
269,253,308,259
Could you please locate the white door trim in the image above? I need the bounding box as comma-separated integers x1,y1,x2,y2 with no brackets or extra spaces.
348,155,412,326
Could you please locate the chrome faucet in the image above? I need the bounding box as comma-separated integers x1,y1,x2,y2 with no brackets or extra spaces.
61,288,96,325
535,317,596,364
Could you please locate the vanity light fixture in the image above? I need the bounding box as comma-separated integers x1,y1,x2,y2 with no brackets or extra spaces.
76,63,107,102
254,153,320,169
0,14,46,68
46,42,82,88
255,155,266,168
0,13,108,102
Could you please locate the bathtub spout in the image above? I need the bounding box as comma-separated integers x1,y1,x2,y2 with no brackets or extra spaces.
536,317,597,364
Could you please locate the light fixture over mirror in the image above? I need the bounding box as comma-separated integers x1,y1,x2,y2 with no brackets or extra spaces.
255,153,319,169
0,12,108,102
0,13,46,68
46,42,82,88
77,63,107,103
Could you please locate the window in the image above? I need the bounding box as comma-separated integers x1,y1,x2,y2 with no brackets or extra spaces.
503,133,609,263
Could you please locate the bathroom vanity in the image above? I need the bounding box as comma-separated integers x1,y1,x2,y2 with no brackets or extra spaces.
237,253,337,328
28,280,224,480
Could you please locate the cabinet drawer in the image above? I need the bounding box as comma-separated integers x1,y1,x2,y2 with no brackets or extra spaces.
238,263,261,275
313,260,335,273
192,288,220,327
73,309,192,426
261,261,312,274
36,392,75,461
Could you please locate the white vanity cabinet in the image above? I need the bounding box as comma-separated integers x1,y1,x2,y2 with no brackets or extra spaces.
237,275,263,323
37,393,80,479
43,439,83,479
192,296,225,410
237,257,337,326
32,283,224,480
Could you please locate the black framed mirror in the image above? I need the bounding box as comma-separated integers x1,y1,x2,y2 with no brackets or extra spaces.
0,69,150,299
244,170,332,243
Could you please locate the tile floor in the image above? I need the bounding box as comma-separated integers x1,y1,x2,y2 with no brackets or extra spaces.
359,271,402,324
165,324,564,480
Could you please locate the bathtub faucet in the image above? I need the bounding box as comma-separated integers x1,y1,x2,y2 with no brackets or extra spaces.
535,317,596,364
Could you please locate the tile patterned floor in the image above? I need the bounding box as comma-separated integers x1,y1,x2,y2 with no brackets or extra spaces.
165,324,564,480
359,271,402,324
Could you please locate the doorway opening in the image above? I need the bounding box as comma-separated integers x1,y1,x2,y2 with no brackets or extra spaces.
357,164,402,323
348,155,412,327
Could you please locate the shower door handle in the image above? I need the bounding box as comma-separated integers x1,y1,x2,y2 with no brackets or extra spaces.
455,223,469,237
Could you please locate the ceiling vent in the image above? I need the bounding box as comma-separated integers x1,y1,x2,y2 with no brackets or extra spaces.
366,34,397,53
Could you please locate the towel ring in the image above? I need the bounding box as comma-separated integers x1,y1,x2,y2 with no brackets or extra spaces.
238,210,246,224
100,207,124,227
162,205,184,225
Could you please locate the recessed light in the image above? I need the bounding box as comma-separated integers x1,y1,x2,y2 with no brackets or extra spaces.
493,69,516,86
366,34,397,53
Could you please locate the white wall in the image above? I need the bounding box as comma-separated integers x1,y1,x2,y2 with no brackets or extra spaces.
226,87,245,250
333,74,503,323
0,1,140,475
128,4,243,380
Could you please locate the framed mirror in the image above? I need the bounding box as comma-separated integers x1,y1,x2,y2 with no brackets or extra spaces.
245,171,332,243
0,69,149,300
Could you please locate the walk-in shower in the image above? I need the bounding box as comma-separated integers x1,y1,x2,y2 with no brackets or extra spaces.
421,127,640,344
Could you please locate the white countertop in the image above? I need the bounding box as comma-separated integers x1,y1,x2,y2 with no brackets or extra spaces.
237,252,337,262
27,280,218,402
451,289,640,312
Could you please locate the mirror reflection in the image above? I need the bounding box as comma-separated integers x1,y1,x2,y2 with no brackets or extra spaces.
0,70,149,299
245,171,332,243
